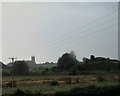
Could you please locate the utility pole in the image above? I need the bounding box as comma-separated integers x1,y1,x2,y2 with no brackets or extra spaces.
9,57,17,87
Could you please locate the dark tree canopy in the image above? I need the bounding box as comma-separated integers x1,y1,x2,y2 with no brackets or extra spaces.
90,55,95,61
57,52,79,70
13,61,29,75
82,57,90,64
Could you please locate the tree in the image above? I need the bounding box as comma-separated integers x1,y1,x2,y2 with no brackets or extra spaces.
13,61,29,75
90,55,95,61
57,52,79,70
82,57,89,64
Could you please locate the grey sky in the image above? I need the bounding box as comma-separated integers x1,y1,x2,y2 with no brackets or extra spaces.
2,2,118,64
1,0,120,2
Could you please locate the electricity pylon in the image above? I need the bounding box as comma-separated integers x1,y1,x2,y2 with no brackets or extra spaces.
9,57,17,87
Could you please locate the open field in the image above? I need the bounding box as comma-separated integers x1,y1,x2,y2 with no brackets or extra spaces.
2,74,119,95
2,82,119,95
37,63,57,69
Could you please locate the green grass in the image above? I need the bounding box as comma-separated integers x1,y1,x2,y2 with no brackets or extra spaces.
37,63,57,69
2,84,80,94
2,81,118,94
3,75,56,81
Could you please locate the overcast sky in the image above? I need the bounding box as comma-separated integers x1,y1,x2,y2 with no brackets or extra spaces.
2,2,118,64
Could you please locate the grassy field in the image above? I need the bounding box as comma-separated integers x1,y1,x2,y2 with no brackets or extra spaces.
2,74,119,95
2,82,119,95
37,63,57,69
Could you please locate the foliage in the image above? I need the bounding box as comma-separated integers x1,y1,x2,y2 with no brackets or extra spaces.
50,81,59,86
2,69,11,76
90,55,95,61
13,89,25,96
5,84,120,96
13,61,29,76
12,89,42,96
2,63,11,76
69,69,77,76
54,85,120,96
57,52,120,73
82,57,90,64
24,90,33,96
57,52,79,70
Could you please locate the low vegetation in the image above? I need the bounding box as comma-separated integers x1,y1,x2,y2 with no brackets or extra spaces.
1,51,120,95
54,84,120,96
2,84,120,96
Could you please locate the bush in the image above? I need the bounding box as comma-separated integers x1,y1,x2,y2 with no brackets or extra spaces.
13,89,42,96
24,90,33,96
13,89,25,96
34,91,42,96
96,76,105,82
69,69,77,76
54,85,120,96
50,81,59,86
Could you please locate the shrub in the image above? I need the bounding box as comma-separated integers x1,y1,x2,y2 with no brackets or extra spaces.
69,69,77,76
96,76,105,82
13,89,25,96
24,90,33,96
34,91,42,96
13,89,42,96
50,81,59,86
54,85,120,96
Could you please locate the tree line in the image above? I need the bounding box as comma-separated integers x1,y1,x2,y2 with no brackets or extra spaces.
2,51,120,76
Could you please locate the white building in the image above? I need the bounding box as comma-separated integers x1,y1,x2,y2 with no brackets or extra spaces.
25,56,36,69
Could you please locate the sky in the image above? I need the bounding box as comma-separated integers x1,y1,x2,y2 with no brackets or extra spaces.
2,2,118,64
1,0,120,2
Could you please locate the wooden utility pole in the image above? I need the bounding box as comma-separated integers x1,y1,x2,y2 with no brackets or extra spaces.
9,57,17,87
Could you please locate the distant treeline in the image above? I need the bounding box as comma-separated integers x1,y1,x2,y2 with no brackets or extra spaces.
47,51,119,75
2,51,120,76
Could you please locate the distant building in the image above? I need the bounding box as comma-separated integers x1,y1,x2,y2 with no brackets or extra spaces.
7,56,36,70
25,56,36,70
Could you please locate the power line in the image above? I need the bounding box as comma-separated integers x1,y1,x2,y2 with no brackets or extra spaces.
37,9,118,57
46,16,117,48
44,9,118,46
48,23,118,50
53,23,118,55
